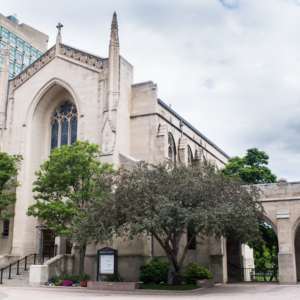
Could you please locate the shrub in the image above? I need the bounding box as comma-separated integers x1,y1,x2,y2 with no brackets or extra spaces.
48,273,90,284
139,257,169,284
181,263,213,284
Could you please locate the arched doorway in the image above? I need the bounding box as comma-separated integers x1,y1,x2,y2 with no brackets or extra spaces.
294,220,300,281
252,220,278,281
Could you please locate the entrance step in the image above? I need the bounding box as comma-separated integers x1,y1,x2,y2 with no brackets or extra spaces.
1,257,52,286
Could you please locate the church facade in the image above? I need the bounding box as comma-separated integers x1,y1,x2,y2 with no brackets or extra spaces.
0,14,244,283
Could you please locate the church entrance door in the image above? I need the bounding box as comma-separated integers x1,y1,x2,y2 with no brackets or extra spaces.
43,229,55,257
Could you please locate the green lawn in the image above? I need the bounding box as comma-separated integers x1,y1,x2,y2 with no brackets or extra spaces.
139,284,199,290
252,276,278,282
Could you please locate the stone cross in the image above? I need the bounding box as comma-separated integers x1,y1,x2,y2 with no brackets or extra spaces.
56,23,63,43
56,23,63,30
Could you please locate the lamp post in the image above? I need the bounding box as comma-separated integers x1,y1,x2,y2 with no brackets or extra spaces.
35,224,46,265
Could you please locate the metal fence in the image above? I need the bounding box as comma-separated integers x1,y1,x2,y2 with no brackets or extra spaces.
242,268,278,282
228,263,278,282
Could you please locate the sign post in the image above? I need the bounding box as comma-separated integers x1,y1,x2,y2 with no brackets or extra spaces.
97,247,118,283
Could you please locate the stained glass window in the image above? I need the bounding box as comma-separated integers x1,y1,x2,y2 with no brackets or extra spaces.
61,119,69,146
60,101,72,116
51,120,59,150
50,100,78,152
71,118,77,145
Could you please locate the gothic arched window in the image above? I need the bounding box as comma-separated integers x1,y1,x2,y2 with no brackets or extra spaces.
188,145,193,165
168,133,176,163
50,100,78,151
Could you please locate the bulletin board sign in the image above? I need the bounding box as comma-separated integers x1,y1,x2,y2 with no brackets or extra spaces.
97,247,118,282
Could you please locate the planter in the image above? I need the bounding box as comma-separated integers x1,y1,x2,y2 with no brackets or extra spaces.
196,278,214,288
87,281,139,291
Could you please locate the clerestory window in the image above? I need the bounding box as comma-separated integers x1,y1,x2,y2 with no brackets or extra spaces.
168,133,176,163
188,145,193,165
50,100,78,152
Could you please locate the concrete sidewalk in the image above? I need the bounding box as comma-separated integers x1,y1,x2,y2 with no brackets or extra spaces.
0,283,300,299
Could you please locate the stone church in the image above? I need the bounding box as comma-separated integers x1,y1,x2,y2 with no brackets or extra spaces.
0,13,250,283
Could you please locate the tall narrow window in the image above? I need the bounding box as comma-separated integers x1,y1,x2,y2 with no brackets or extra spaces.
3,220,9,236
188,146,193,165
61,119,69,146
168,133,176,163
51,120,59,150
50,100,78,152
71,117,77,145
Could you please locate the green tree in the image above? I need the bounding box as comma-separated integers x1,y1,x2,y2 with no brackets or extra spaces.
221,148,278,270
0,152,22,221
26,141,114,277
253,221,278,269
89,161,264,285
221,148,277,184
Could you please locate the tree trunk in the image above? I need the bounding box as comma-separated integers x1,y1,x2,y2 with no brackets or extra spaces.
167,260,180,285
79,244,86,278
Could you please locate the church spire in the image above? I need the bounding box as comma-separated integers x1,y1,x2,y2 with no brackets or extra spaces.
56,23,63,44
110,12,119,44
107,12,120,112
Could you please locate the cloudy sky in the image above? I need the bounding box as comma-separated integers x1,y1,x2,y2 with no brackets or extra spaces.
3,0,300,180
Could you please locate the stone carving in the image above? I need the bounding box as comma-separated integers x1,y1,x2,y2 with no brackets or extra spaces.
49,48,55,58
27,67,34,76
58,44,104,69
95,60,103,69
34,61,41,70
66,49,73,58
13,46,56,89
14,78,20,87
20,73,27,82
41,55,48,64
277,178,287,186
88,57,95,66
59,46,66,55
73,52,80,60
80,54,87,63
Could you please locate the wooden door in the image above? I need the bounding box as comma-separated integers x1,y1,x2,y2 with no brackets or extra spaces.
66,240,72,254
43,229,55,257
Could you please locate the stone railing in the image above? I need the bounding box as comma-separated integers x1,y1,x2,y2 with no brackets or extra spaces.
59,44,104,70
13,46,56,89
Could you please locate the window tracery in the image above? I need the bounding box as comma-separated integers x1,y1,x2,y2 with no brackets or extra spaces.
50,100,78,151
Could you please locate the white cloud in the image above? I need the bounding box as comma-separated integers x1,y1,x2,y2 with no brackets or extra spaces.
2,0,300,180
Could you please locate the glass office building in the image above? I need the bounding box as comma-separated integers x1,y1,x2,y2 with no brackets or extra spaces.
0,14,48,79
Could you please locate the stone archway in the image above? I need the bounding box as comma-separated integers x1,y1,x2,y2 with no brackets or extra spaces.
11,80,81,257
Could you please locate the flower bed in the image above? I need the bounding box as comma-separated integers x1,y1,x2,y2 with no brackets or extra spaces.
45,279,93,287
